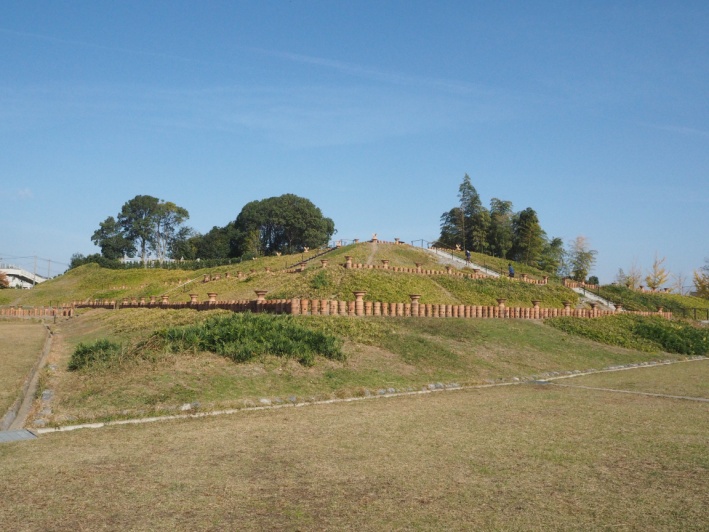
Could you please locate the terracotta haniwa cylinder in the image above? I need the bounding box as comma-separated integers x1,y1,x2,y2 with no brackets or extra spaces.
353,291,366,316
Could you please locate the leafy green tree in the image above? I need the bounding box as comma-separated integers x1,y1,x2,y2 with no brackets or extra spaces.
437,207,464,249
90,216,135,260
568,235,597,282
438,174,492,253
488,198,514,258
510,208,545,266
457,174,488,252
68,253,121,269
539,236,565,276
151,201,190,262
233,194,335,256
470,208,491,254
117,195,162,264
93,195,191,265
169,227,199,260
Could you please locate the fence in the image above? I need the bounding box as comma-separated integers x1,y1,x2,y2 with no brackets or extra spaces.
676,308,709,321
0,306,74,318
69,292,673,321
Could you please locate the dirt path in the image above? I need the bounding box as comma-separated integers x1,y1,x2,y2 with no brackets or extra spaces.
365,241,378,266
6,324,53,431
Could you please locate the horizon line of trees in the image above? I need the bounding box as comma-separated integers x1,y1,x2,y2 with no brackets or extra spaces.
72,193,335,269
436,174,597,281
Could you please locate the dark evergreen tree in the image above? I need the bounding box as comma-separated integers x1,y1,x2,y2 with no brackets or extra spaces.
539,236,565,276
437,207,464,248
511,208,545,266
487,198,514,258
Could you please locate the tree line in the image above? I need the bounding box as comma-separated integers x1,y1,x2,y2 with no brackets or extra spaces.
72,193,336,269
436,174,596,281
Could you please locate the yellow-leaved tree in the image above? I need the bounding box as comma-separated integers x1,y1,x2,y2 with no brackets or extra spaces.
694,259,709,298
645,254,670,291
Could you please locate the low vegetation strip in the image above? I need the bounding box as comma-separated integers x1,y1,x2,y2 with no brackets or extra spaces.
546,314,709,355
155,312,344,366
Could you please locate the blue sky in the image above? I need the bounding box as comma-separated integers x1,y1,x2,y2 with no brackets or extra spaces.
2,1,707,286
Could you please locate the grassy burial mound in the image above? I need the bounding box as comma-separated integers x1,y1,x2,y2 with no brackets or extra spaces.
3,242,582,309
5,241,707,428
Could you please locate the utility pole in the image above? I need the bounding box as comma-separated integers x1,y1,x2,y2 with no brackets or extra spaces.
33,255,37,287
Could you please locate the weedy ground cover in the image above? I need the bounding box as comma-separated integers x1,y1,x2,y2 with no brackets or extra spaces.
156,312,344,366
2,366,708,530
0,321,47,414
546,314,709,355
33,309,687,426
599,284,709,314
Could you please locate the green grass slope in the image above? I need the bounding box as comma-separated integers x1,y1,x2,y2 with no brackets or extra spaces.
3,243,582,308
599,285,709,315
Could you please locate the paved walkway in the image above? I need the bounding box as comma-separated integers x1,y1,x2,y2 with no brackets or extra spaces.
421,247,500,277
0,429,37,443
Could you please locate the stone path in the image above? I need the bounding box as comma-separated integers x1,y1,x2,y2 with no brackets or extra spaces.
365,241,378,266
0,429,37,443
421,247,500,277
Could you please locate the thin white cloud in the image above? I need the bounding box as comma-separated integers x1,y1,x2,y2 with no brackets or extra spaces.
249,47,487,95
0,27,200,65
15,188,33,200
642,122,709,138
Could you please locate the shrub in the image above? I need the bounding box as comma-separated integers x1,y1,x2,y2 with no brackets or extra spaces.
546,315,709,355
68,339,124,371
157,312,344,366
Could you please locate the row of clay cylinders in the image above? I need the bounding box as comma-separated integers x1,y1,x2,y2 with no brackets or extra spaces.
354,292,424,316
187,290,270,305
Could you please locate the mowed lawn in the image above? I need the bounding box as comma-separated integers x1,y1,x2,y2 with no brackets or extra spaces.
0,321,47,414
1,361,708,531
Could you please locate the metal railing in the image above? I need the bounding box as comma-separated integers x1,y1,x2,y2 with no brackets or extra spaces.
677,308,709,321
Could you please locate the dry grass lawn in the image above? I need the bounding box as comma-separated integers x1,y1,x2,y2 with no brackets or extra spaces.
0,321,47,414
561,359,709,398
2,365,708,530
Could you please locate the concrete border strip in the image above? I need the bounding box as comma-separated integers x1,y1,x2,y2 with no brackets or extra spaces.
546,382,709,403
